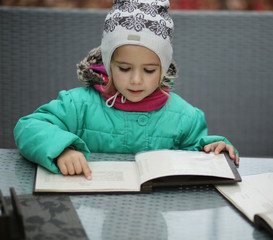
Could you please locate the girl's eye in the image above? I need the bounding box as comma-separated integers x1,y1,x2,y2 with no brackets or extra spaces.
144,69,156,74
119,67,130,72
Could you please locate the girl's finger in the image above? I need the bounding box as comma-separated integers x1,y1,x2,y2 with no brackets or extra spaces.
214,141,226,154
73,159,83,175
235,154,240,166
80,158,92,180
204,144,212,152
66,162,75,175
58,161,68,175
225,144,236,159
225,144,240,166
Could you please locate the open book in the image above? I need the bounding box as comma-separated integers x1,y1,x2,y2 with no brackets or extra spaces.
215,173,273,236
34,150,241,193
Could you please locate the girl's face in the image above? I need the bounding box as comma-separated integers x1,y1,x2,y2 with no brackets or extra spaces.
110,45,161,102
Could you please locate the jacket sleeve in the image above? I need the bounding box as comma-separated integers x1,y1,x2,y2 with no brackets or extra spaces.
14,90,90,173
179,108,236,153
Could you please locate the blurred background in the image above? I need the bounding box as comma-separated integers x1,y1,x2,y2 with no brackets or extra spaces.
1,0,273,11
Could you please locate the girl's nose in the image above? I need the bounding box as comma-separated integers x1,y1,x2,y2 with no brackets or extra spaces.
130,70,143,85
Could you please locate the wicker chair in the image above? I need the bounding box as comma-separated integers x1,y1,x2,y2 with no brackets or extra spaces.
1,7,273,157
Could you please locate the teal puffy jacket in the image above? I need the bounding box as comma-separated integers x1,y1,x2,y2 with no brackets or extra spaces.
14,87,232,174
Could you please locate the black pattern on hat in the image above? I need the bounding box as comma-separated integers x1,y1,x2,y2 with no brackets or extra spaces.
105,0,173,41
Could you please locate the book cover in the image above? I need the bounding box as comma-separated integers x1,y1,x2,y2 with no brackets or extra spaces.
215,172,273,236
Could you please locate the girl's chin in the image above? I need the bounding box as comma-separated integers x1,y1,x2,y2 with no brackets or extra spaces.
125,95,146,103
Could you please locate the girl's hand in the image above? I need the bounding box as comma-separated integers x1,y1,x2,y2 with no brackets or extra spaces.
57,148,92,180
203,141,240,166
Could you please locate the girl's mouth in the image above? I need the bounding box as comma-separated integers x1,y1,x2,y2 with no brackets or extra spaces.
128,89,143,94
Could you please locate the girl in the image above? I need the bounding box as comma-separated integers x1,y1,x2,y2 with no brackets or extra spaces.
14,0,239,180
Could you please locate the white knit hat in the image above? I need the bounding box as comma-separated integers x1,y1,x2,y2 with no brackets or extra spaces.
101,0,174,76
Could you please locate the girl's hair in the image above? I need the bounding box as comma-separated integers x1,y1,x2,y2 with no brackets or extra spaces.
159,70,175,100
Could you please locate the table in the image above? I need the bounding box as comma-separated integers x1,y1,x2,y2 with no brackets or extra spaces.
1,149,273,240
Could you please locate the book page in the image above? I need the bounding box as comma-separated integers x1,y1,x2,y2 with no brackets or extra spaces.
256,211,273,229
35,161,141,192
215,172,273,222
135,150,235,184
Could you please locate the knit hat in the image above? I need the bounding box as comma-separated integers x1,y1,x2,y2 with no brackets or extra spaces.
101,0,174,76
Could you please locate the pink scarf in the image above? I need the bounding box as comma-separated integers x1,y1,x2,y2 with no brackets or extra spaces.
90,65,169,112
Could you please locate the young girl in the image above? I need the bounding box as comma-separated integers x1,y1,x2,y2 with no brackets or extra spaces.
14,0,239,180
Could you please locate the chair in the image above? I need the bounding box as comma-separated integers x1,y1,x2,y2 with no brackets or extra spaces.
1,7,273,157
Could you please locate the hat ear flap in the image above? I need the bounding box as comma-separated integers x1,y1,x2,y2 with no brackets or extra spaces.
167,60,178,78
84,46,103,66
77,46,105,86
161,60,178,88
